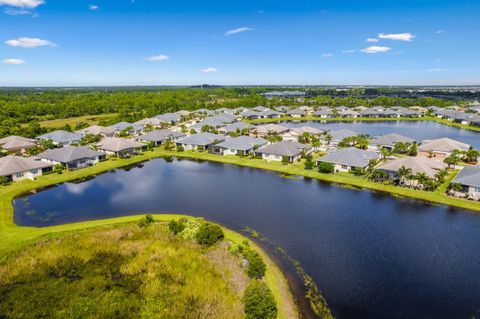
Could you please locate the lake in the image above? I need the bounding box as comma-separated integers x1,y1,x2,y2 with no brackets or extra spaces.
14,158,480,319
281,120,480,149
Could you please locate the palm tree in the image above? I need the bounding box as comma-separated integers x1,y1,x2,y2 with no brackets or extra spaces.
414,172,430,189
380,147,392,159
397,166,412,186
325,133,332,145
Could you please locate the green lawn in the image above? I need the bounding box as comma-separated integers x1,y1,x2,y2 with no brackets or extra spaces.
21,113,118,129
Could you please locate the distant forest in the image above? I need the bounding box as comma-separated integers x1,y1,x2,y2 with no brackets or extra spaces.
0,87,471,138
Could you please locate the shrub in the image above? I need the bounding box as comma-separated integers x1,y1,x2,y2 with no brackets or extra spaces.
178,218,203,240
168,218,188,234
0,176,9,186
54,164,64,174
318,162,334,173
243,280,277,319
244,249,266,279
138,214,155,228
176,145,184,152
304,154,315,170
196,223,224,246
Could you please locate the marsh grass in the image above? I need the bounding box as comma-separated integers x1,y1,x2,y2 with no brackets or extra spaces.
0,222,246,319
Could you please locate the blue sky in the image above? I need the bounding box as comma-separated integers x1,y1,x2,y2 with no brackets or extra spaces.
1,0,479,86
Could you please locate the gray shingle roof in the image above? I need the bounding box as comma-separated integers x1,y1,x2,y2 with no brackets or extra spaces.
377,156,446,178
0,136,36,150
154,113,182,123
76,125,115,136
216,136,267,151
452,166,480,188
419,138,471,153
96,137,146,152
110,122,143,132
0,155,53,176
317,147,379,168
176,132,225,146
370,133,415,147
220,122,255,133
329,129,359,141
137,129,186,142
254,124,289,135
37,130,82,144
37,146,105,163
257,141,311,157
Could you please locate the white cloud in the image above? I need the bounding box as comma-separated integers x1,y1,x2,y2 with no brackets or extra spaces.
361,46,392,54
225,27,253,36
322,53,333,58
426,68,448,72
366,38,379,43
378,32,415,41
2,58,26,64
143,54,170,62
341,49,355,54
435,30,446,34
0,0,44,8
4,7,31,14
89,4,98,10
6,37,56,48
201,67,218,73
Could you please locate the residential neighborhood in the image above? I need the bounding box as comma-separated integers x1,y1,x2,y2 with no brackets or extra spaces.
0,104,479,202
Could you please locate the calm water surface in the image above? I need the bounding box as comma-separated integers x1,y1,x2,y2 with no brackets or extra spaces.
14,158,480,319
282,120,480,148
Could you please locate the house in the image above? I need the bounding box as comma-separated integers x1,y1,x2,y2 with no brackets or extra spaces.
376,156,446,181
282,126,323,141
0,155,53,181
134,117,165,127
286,109,306,118
369,133,416,150
256,141,311,162
313,108,334,118
451,166,480,199
298,105,313,113
36,146,106,170
327,129,360,145
253,106,269,112
338,109,359,118
218,122,255,135
358,109,379,118
110,122,143,135
260,109,282,118
136,129,186,146
37,130,82,146
316,147,379,172
188,114,236,132
253,124,289,137
153,113,182,124
176,132,225,151
95,137,146,157
0,136,37,154
418,138,471,160
76,125,115,137
213,136,267,155
242,110,262,119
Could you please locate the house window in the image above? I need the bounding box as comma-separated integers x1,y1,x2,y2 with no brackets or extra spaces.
16,172,24,178
475,187,480,193
341,165,348,170
31,169,38,174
